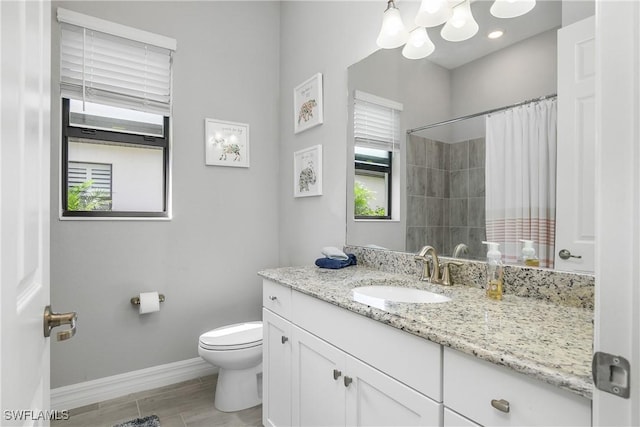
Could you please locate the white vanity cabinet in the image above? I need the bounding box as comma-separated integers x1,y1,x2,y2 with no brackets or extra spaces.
292,323,441,426
262,279,443,427
263,309,292,427
263,277,592,427
443,348,591,427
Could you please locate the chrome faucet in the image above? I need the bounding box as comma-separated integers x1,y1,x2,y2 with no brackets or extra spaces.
414,245,440,283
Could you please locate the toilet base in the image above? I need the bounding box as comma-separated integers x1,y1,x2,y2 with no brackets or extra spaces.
214,363,262,412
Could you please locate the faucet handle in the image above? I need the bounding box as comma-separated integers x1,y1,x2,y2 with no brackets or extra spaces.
414,255,431,281
440,261,463,286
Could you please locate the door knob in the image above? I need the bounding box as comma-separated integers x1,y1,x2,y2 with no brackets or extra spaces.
43,306,77,341
559,249,582,260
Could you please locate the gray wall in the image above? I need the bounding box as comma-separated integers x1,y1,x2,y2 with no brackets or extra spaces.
278,2,382,266
50,1,280,388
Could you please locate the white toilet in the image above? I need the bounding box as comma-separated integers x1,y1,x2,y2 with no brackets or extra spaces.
198,321,263,412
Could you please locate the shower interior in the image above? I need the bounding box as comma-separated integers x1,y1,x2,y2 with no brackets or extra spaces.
405,115,486,260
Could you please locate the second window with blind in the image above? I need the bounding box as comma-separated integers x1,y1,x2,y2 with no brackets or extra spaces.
353,91,403,220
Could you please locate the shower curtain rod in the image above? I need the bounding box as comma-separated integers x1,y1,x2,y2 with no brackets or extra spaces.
406,93,557,135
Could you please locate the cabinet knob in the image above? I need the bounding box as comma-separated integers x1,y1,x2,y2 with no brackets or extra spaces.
268,295,278,301
333,369,342,380
491,399,510,413
344,376,353,387
281,336,289,344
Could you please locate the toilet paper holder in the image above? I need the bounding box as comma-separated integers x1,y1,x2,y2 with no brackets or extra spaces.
130,294,165,305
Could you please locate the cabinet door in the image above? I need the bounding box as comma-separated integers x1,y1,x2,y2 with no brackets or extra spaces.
292,325,346,426
263,309,292,427
444,408,481,427
345,355,442,426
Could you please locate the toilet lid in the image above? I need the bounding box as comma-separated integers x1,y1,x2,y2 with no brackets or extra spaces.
199,321,262,349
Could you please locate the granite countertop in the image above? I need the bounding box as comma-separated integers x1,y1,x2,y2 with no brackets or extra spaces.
258,265,594,399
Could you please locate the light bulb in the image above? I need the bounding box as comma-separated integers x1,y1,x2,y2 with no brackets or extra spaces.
415,0,452,28
376,0,410,49
441,0,478,42
490,0,536,18
402,27,435,60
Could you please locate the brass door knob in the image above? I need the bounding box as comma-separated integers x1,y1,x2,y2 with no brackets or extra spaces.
43,306,77,341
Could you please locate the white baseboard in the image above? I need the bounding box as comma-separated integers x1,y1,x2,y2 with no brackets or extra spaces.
51,357,217,411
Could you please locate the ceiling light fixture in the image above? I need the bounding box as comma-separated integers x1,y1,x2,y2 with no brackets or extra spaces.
441,0,479,42
376,0,536,60
376,0,410,49
490,0,536,19
488,29,505,39
402,27,436,59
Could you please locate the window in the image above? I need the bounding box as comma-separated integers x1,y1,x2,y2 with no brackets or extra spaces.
62,99,169,217
353,91,403,219
57,8,176,218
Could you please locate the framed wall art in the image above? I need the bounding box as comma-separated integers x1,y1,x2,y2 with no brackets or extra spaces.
293,145,322,198
205,118,250,168
293,73,323,134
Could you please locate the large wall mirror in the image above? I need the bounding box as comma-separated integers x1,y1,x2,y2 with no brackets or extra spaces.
346,0,595,273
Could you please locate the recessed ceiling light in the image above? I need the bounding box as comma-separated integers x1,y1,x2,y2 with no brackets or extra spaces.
488,29,504,39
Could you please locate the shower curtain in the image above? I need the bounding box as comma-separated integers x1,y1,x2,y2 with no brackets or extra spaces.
485,99,557,268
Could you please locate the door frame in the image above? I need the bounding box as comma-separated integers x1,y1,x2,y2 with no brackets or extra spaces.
593,0,640,424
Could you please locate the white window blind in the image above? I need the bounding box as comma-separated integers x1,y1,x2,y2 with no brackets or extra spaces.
59,10,175,115
354,90,403,152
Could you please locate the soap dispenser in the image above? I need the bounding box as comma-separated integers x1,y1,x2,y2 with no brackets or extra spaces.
482,241,504,300
519,239,540,267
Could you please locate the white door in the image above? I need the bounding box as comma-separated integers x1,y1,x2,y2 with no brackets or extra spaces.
555,16,595,273
344,354,441,426
262,309,292,427
593,1,640,425
0,0,52,425
291,326,345,427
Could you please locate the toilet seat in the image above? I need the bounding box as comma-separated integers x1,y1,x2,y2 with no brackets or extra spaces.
199,321,262,352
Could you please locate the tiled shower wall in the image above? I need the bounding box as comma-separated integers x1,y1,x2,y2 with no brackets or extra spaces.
406,135,486,258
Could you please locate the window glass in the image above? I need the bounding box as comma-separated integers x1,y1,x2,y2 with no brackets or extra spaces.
67,139,164,212
69,99,164,137
61,98,169,218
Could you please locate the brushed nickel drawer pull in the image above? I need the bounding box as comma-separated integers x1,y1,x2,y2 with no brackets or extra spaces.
491,399,510,413
281,336,289,344
333,369,342,380
344,376,353,387
268,296,278,301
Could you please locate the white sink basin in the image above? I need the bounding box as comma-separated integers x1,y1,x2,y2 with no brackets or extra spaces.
352,285,451,309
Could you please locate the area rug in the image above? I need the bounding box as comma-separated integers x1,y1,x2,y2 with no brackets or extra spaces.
113,414,160,427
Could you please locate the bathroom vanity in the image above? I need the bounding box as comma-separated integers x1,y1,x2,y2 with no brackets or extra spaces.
259,262,593,427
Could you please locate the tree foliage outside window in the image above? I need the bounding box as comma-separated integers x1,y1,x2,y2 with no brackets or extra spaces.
67,180,112,211
354,181,386,216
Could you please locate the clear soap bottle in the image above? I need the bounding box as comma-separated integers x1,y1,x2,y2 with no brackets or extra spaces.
520,239,540,267
482,241,504,300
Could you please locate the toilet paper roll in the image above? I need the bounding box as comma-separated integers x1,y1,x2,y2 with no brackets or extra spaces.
139,291,160,314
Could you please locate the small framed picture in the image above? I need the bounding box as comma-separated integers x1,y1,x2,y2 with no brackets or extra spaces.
293,73,323,134
293,145,322,198
205,118,250,168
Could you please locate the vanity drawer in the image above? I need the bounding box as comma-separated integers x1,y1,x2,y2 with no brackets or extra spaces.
263,279,292,318
443,347,591,427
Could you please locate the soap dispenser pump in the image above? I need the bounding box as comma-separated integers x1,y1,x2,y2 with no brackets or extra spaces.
482,241,504,300
519,239,540,267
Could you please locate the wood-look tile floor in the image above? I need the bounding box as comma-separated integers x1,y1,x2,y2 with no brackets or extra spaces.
51,374,262,427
